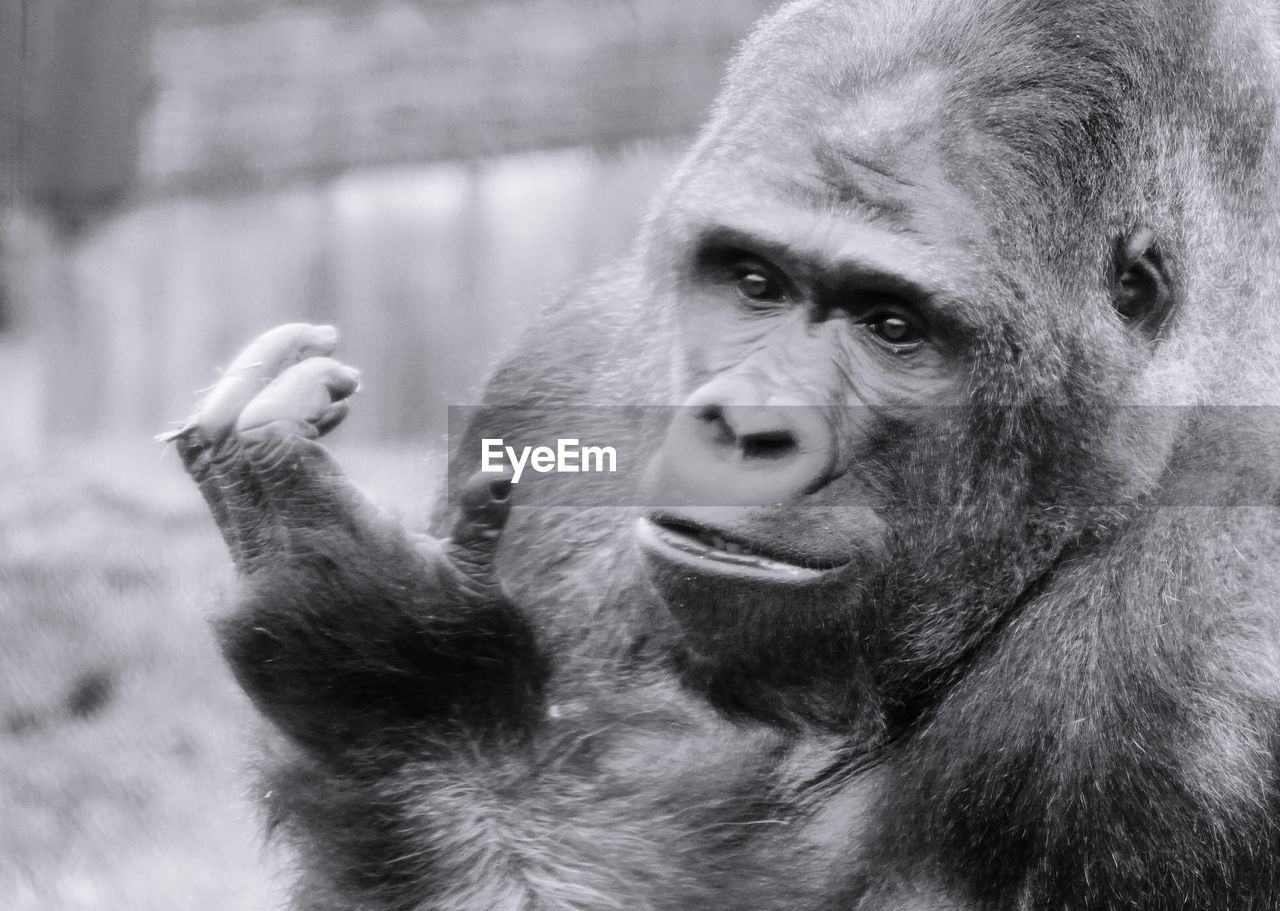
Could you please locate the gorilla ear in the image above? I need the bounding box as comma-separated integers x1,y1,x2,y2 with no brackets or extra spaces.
1111,225,1175,340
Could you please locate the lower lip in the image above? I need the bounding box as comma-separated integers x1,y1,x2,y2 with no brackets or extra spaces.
634,517,843,582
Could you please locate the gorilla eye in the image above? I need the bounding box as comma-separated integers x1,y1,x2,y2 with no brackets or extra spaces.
734,265,787,305
866,315,924,349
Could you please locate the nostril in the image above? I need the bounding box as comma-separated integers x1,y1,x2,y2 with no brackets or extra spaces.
740,431,797,461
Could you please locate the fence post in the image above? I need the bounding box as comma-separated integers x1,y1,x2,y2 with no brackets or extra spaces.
15,0,149,439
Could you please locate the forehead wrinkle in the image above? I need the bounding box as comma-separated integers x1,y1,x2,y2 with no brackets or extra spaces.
809,152,916,229
808,67,953,221
839,152,916,188
755,169,913,233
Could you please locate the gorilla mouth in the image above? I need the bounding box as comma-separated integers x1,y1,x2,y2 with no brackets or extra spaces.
636,515,847,580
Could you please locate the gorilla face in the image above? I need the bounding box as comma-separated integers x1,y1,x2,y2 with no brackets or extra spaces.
629,27,1178,726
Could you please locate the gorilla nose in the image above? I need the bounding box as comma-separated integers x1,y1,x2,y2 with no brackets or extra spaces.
652,387,836,507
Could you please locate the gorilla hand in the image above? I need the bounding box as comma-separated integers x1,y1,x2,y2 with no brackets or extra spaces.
167,324,543,757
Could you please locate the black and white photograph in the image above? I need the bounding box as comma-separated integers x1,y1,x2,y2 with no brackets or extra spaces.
4,0,1280,908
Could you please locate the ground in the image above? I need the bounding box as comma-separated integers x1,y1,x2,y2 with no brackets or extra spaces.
0,440,442,910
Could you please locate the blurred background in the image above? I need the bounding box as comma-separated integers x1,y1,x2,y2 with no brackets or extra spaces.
0,1,775,907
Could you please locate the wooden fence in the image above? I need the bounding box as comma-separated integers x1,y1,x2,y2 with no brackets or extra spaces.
142,0,777,196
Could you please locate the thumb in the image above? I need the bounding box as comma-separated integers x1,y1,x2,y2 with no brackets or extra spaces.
444,471,514,587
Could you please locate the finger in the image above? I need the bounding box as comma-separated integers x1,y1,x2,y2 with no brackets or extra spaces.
176,433,280,572
173,430,241,563
455,472,514,536
198,324,340,442
445,471,514,583
311,400,351,439
236,357,360,441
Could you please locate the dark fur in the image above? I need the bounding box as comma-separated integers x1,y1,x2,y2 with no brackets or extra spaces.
196,1,1280,908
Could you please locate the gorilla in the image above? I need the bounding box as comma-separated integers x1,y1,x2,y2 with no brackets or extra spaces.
170,0,1280,907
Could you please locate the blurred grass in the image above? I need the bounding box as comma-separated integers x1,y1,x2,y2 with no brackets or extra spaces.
0,440,443,910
